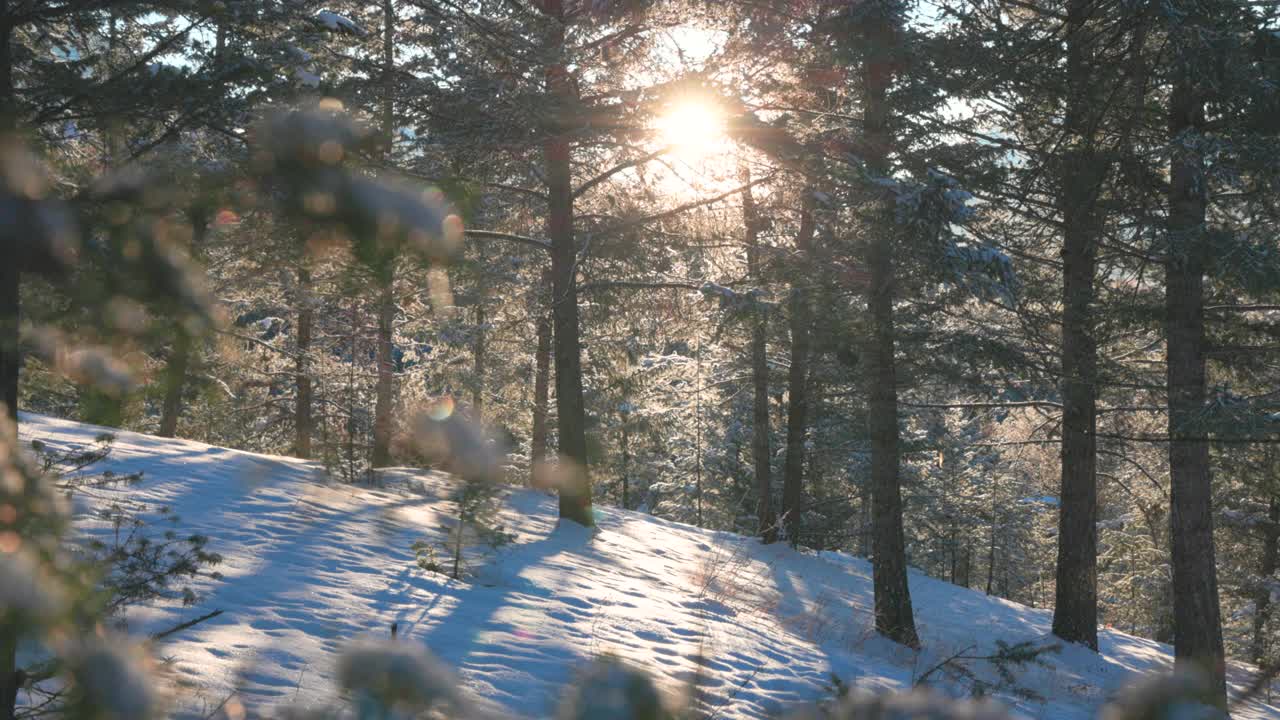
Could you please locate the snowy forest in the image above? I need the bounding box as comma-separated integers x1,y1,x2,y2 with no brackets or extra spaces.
2,0,1280,718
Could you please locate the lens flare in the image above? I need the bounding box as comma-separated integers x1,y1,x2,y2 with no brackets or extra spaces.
428,396,455,421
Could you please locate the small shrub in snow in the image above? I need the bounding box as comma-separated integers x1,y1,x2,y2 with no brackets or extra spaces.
412,477,514,580
913,640,1059,703
32,435,224,616
411,538,445,575
3,433,223,718
409,405,514,579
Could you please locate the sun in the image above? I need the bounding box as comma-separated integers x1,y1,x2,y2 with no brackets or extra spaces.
654,99,726,163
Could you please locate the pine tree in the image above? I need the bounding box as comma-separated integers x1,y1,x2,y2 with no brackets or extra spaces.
742,168,778,543
1052,0,1109,653
1163,0,1227,703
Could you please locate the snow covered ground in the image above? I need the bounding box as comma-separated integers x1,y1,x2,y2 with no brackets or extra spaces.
17,413,1280,719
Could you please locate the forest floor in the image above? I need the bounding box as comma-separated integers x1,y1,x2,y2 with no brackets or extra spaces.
18,412,1280,719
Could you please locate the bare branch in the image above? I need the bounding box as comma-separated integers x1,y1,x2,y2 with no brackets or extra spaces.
150,609,224,642
579,279,708,294
595,176,773,239
464,228,551,251
573,146,671,199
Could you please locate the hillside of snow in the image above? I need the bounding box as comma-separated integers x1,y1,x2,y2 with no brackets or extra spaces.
17,413,1280,719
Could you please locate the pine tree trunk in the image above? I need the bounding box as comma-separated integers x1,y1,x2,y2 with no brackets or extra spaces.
986,515,997,595
1252,497,1280,667
1,17,19,424
1166,27,1226,703
158,330,190,438
157,210,209,438
531,300,552,471
381,0,395,158
781,200,815,546
543,3,592,526
473,303,486,421
744,171,776,543
867,220,917,647
950,525,958,584
0,260,16,426
370,0,397,471
751,320,774,541
372,282,394,468
346,307,358,481
0,621,14,720
694,340,704,526
1052,0,1101,652
294,267,313,459
863,7,919,648
620,416,630,509
2,18,20,713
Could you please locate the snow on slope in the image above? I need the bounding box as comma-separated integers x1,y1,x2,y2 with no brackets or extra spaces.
17,413,1280,719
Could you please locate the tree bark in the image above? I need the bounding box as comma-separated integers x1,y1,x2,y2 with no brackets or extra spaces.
159,18,228,432
743,171,777,544
1,16,19,424
781,198,815,546
157,210,209,438
1252,496,1280,667
950,524,958,584
531,296,552,472
372,283,395,468
0,256,16,427
694,340,704,526
859,482,872,557
1052,0,1101,652
294,267,313,459
157,331,190,438
0,621,14,720
863,6,919,649
371,0,396,469
156,22,226,438
473,303,486,421
346,308,357,480
1,17,20,717
1166,22,1226,703
543,2,592,526
381,0,395,156
986,513,997,595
